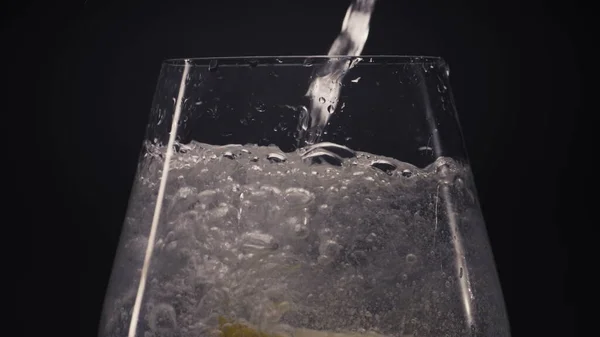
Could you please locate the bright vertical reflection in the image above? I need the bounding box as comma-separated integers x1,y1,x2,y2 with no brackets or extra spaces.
127,60,191,337
420,66,474,329
443,177,475,329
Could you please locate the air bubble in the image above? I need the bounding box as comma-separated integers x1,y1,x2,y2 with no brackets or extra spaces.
260,185,282,195
402,169,412,177
406,253,417,264
267,153,286,163
436,162,454,185
318,228,333,239
286,217,309,239
318,239,341,264
349,250,368,266
365,232,377,243
302,149,343,166
371,159,397,174
284,187,314,206
148,303,177,332
455,176,465,190
241,231,278,253
327,105,334,113
319,97,326,104
303,142,356,158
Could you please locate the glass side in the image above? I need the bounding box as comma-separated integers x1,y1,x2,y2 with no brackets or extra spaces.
99,56,510,337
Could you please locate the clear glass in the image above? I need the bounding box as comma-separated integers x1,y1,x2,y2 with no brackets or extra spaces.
99,56,510,337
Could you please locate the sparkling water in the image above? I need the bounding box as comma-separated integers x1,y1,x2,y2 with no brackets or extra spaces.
100,1,501,336
105,141,484,337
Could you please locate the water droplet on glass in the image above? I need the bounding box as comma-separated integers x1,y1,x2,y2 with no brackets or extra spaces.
297,105,310,132
267,152,287,163
255,102,266,113
208,59,219,72
318,97,326,104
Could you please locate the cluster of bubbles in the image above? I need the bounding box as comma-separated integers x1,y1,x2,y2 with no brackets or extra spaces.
101,140,479,337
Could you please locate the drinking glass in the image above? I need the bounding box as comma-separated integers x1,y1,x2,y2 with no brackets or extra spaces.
99,56,511,337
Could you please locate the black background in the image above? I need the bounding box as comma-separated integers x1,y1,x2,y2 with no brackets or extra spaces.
4,0,583,336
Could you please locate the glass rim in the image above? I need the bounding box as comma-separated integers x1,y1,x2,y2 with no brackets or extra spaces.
162,55,446,67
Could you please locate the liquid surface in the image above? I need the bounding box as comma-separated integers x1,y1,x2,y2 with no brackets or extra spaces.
102,141,489,337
